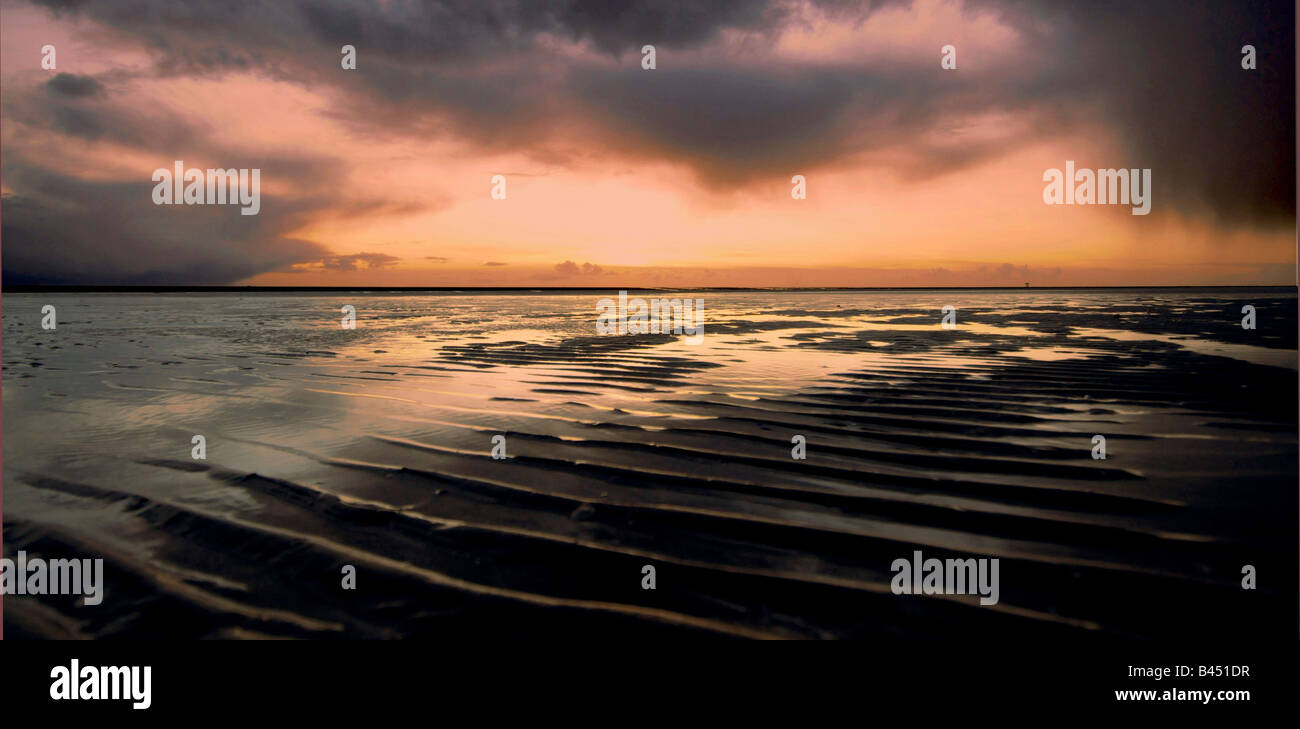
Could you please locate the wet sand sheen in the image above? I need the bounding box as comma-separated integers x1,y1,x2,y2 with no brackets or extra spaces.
2,289,1296,638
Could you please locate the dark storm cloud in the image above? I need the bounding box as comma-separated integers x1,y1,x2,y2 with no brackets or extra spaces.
24,0,1291,224
2,68,417,284
0,109,397,285
568,62,1034,185
0,147,408,284
0,158,330,285
9,77,206,148
969,0,1295,228
45,72,104,98
31,0,809,71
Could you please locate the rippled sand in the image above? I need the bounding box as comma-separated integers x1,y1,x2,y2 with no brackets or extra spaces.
3,289,1296,638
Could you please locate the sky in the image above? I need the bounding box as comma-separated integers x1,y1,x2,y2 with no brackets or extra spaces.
1,0,1295,287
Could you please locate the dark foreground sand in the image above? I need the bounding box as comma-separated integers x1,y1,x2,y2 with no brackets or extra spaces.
2,289,1296,638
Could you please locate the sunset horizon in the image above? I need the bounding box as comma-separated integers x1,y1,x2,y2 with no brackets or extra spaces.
2,0,1294,288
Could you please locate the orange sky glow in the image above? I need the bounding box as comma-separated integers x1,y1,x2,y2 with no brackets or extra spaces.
2,0,1294,287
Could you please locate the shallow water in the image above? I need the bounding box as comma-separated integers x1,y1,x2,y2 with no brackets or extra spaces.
3,288,1296,638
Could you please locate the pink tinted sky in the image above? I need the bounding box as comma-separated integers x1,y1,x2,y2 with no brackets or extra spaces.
0,0,1294,287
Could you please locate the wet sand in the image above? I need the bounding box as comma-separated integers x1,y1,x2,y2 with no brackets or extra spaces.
2,289,1296,638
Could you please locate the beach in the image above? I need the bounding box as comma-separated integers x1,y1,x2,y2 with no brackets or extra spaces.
2,288,1295,639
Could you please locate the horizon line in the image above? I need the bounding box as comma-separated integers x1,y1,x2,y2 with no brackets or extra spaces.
3,284,1296,294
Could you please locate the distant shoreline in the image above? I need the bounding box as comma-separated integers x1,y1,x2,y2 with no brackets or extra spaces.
3,285,1296,294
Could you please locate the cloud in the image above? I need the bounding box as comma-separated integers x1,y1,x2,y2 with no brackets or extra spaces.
0,70,419,283
22,0,1289,230
553,260,604,276
483,261,507,266
0,158,329,285
2,0,1293,286
295,252,401,271
968,0,1295,228
45,73,104,98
